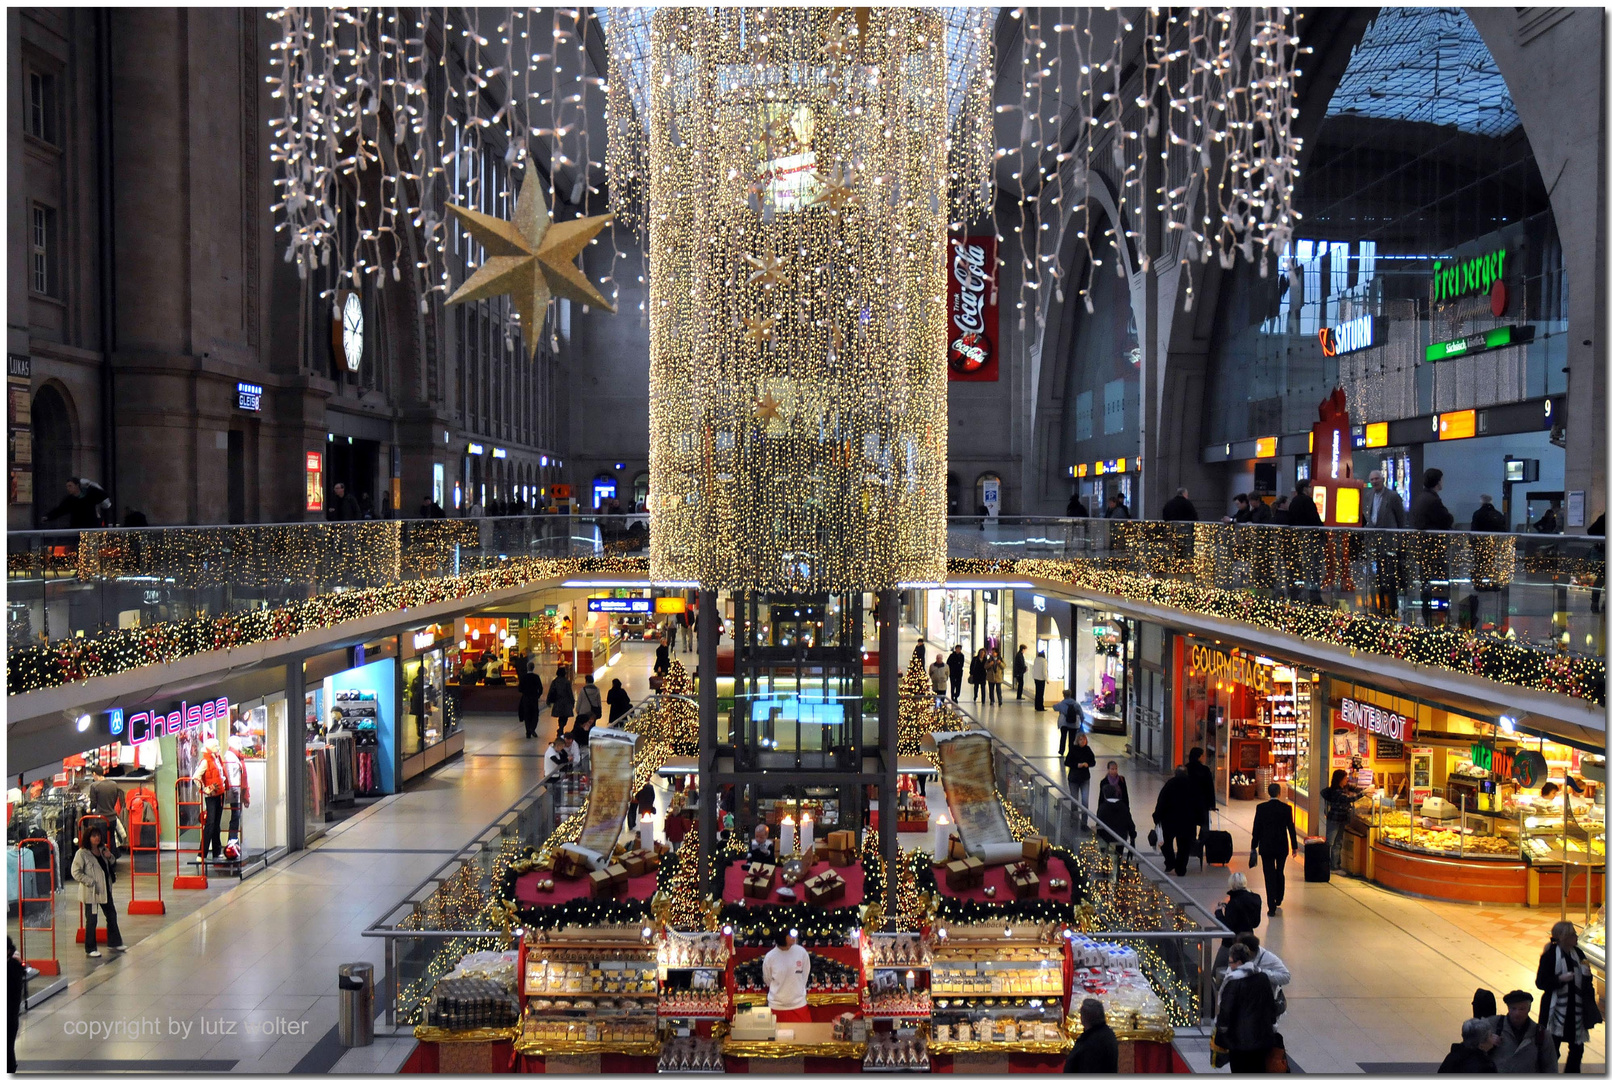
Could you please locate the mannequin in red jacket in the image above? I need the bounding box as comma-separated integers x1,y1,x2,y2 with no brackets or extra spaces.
193,741,227,862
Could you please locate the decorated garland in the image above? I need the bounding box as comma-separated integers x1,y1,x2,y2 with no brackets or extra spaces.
9,552,651,695
951,556,1607,704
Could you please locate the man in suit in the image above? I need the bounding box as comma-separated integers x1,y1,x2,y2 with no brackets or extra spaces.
1364,470,1407,616
1249,783,1301,916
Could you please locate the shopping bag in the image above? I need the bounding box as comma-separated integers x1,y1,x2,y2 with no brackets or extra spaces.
1265,1031,1290,1073
1209,1033,1229,1070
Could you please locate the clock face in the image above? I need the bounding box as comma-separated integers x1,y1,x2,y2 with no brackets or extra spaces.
342,292,364,372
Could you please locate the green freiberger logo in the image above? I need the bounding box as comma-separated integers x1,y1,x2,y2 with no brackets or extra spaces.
1431,248,1506,304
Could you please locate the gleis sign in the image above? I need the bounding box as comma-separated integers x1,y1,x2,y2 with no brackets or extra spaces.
947,236,998,382
126,697,230,746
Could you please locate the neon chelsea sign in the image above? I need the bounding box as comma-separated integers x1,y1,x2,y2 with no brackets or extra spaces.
126,697,230,746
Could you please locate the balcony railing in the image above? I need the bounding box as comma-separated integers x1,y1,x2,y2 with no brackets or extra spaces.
6,516,1604,703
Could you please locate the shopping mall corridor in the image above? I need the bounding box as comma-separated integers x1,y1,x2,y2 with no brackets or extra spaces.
918,627,1608,1073
11,645,664,1074
15,634,1604,1074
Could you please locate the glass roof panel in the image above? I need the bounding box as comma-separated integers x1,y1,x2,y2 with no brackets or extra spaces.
599,7,993,125
1325,7,1519,138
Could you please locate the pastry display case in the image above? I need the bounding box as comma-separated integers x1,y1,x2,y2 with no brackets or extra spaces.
517,930,662,1057
926,923,1070,1056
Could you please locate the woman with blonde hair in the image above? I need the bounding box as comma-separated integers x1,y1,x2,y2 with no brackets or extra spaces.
1535,920,1601,1071
1212,871,1263,976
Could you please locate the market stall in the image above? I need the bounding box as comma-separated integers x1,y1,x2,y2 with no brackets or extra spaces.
1329,679,1606,906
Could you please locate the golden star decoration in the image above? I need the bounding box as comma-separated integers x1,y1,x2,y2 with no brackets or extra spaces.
743,253,793,289
742,314,778,344
754,392,781,421
811,165,859,211
444,172,615,357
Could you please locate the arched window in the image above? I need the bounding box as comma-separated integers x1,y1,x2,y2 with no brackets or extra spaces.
31,382,76,527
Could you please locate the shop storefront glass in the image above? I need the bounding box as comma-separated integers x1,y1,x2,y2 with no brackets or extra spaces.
304,645,398,841
1325,679,1606,907
1175,640,1315,808
1073,608,1129,734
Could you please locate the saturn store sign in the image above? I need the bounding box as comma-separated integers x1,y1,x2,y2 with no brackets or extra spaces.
1338,697,1415,742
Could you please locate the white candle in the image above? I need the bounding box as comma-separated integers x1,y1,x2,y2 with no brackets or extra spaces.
780,815,795,858
639,812,655,852
933,815,953,863
800,813,815,854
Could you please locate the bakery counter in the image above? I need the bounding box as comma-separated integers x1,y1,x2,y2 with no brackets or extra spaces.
724,1021,866,1061
1368,839,1529,904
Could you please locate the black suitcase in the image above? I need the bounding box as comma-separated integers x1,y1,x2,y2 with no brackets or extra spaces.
1303,838,1331,882
1204,829,1234,866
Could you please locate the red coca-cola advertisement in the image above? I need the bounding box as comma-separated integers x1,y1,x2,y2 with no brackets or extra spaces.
946,235,998,382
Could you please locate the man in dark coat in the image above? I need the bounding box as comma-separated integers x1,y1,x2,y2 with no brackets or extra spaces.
1471,495,1507,533
42,477,109,528
1410,469,1455,623
1249,783,1301,915
1152,766,1199,877
327,481,362,522
1160,488,1198,522
1062,998,1119,1073
1365,470,1409,616
1065,494,1089,517
1438,1018,1500,1073
1186,747,1215,851
517,656,545,739
1410,468,1455,530
946,645,965,702
1287,479,1325,602
1288,479,1322,527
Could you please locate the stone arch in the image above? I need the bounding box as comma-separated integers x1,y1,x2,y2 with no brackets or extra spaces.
31,380,80,527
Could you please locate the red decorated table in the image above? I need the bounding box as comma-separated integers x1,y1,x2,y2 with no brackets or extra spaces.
515,868,659,906
721,859,865,909
932,855,1077,905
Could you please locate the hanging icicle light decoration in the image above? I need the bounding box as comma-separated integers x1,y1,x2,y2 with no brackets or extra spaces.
607,7,993,593
265,7,618,327
990,7,1308,328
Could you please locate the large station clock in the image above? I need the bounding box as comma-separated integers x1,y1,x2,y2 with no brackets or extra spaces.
334,291,363,372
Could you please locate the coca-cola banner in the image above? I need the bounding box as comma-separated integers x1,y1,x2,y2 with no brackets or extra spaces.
947,235,998,382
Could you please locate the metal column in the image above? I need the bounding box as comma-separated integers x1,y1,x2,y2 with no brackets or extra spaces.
286,658,307,851
696,588,719,886
877,589,899,884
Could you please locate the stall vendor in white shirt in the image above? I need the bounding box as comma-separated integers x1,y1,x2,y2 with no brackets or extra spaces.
761,928,813,1023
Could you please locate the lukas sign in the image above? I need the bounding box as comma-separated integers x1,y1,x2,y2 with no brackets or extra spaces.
947,236,998,381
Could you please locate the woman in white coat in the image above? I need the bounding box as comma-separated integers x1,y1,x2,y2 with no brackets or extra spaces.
1031,651,1050,711
70,829,125,958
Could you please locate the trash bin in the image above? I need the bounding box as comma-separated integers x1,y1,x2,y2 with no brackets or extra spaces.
338,962,375,1048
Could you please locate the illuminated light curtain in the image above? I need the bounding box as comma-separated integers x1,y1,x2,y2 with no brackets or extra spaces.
614,8,991,592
